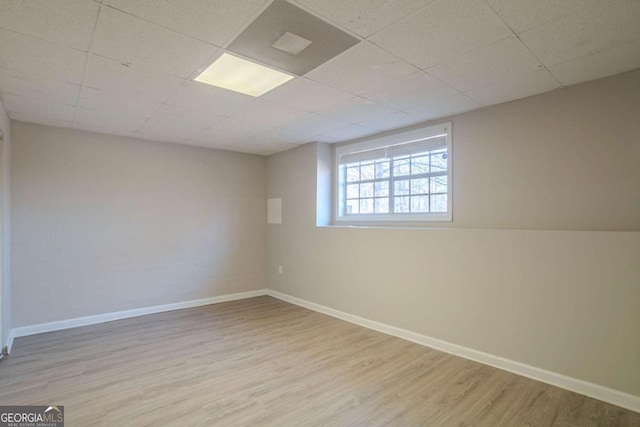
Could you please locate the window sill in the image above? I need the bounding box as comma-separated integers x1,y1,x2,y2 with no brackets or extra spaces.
319,223,454,230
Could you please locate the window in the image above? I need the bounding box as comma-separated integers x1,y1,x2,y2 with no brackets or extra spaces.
335,123,452,222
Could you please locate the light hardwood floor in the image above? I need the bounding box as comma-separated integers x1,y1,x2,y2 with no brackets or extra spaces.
1,296,638,426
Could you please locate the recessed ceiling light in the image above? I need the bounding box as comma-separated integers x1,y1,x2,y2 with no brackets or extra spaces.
195,53,294,97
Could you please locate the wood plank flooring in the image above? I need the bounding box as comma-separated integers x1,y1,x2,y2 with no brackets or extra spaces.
1,296,638,426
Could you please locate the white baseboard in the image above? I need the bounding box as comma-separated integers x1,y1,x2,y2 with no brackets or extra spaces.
266,289,640,414
5,288,638,413
10,289,267,340
4,328,15,354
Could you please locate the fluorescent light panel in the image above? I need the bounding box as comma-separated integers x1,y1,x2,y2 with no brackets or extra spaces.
195,53,294,97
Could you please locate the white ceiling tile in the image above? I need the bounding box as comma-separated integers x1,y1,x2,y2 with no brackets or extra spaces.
166,80,253,117
229,99,309,132
295,0,434,38
0,0,99,50
1,0,635,155
485,0,601,33
261,78,352,112
404,93,482,120
306,42,416,95
318,124,378,143
204,117,253,135
240,133,276,146
150,104,226,129
427,37,544,92
187,129,241,147
0,68,81,105
316,96,400,124
466,69,561,105
223,143,269,155
8,112,73,129
188,117,256,144
187,124,268,147
200,117,257,139
107,0,268,46
137,117,206,142
370,0,512,69
549,41,640,86
356,110,425,132
280,112,351,136
182,138,231,150
2,94,76,122
84,55,183,103
135,133,193,145
78,86,162,118
92,7,218,78
239,137,298,156
519,0,640,66
364,72,461,110
0,29,87,84
259,142,301,154
73,122,137,138
75,107,147,131
206,142,254,152
253,127,318,145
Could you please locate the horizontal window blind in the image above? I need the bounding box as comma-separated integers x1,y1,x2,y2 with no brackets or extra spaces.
338,134,447,165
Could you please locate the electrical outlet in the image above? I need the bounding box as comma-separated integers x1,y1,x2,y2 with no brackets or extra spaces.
278,265,283,275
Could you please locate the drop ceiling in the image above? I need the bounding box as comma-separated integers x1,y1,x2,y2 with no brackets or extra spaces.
227,0,359,75
0,0,638,156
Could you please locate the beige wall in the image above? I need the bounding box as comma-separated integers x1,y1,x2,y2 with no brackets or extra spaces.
334,70,640,230
0,100,10,348
11,122,266,327
267,71,640,397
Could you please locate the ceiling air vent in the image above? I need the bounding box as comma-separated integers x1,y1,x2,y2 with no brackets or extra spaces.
271,31,313,55
226,0,360,76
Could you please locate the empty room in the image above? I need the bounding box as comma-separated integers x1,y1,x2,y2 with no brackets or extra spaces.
0,0,639,425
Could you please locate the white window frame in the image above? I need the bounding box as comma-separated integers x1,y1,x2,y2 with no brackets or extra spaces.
334,122,452,223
